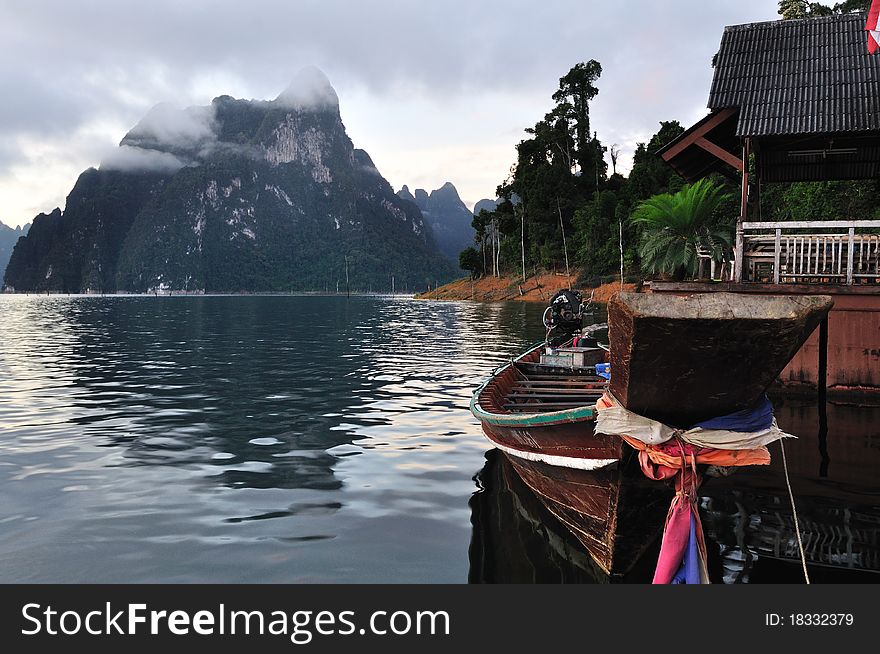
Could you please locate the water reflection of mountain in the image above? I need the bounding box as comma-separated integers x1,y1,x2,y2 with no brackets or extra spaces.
1,295,556,582
53,297,551,493
51,296,390,490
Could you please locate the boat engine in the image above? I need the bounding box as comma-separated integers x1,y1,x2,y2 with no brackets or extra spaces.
543,289,588,344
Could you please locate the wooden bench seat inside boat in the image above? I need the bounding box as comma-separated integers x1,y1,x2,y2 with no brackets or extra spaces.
478,346,607,415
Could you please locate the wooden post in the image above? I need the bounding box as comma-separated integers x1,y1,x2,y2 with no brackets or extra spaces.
846,227,855,285
557,197,570,279
734,224,745,283
773,228,781,284
520,204,526,284
818,316,829,477
734,138,750,283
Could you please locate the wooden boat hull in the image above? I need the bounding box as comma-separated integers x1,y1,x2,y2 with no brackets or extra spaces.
609,292,833,425
479,420,619,470
469,450,656,583
500,448,671,576
471,343,611,469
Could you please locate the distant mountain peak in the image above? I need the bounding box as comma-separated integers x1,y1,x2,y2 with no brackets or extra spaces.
398,185,416,202
431,182,461,200
397,182,475,264
275,66,339,112
0,221,31,282
473,198,500,216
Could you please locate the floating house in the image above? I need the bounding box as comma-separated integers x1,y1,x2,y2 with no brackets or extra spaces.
656,12,880,395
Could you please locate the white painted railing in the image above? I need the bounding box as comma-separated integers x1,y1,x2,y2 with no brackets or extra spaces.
737,220,880,285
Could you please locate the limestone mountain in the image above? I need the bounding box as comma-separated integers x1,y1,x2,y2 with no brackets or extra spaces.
4,68,456,293
0,222,30,280
397,182,475,262
473,198,499,216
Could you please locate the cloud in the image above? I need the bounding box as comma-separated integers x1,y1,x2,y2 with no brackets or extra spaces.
0,0,781,228
123,102,216,150
100,144,186,173
275,66,339,111
101,67,340,175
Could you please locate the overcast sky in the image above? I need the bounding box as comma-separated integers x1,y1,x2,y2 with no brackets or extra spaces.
0,0,781,229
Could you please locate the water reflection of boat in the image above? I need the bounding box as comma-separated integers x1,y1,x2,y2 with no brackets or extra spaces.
468,450,661,583
699,399,880,583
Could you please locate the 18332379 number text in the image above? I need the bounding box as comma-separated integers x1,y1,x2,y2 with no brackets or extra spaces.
765,613,854,627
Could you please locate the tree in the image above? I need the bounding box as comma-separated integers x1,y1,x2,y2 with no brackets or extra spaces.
609,144,621,176
459,246,482,279
832,0,871,12
778,0,869,18
631,179,732,280
492,61,607,276
552,60,603,184
778,0,809,18
573,190,620,282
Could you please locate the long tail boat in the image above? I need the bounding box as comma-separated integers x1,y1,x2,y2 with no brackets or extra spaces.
470,338,671,575
471,290,834,577
468,450,665,583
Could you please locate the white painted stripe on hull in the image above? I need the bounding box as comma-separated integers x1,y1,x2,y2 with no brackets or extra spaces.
491,441,618,471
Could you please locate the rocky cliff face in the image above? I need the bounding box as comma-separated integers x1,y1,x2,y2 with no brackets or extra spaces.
0,222,30,281
5,68,455,293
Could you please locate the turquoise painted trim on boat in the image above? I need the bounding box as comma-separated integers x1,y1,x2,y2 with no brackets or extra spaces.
470,344,597,428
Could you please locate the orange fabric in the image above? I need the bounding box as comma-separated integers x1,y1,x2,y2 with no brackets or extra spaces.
620,434,771,469
596,394,614,410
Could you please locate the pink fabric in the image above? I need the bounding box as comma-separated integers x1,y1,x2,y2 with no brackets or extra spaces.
637,451,679,480
639,442,710,584
653,497,693,584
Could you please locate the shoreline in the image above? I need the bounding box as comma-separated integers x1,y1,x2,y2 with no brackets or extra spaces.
0,291,417,298
416,271,636,304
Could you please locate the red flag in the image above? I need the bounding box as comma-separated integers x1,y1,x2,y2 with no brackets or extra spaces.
868,0,880,54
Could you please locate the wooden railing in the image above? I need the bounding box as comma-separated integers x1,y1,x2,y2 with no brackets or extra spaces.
737,220,880,285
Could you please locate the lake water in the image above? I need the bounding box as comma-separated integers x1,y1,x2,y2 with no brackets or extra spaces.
1,295,877,583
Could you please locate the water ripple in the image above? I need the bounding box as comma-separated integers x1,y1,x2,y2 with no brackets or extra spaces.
0,295,547,582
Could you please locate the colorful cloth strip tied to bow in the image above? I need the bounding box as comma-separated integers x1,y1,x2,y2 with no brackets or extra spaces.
595,392,793,584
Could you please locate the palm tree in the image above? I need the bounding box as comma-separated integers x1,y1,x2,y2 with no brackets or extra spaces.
631,178,732,281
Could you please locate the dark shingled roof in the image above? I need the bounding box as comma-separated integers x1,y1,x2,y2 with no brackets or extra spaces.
709,12,880,137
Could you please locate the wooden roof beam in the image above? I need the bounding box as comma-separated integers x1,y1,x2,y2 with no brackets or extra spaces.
660,107,738,161
694,136,743,171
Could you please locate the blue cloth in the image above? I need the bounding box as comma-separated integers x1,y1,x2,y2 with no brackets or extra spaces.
671,512,702,584
692,395,774,433
595,363,610,380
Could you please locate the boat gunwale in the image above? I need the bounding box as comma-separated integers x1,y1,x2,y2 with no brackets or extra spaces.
470,343,598,427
